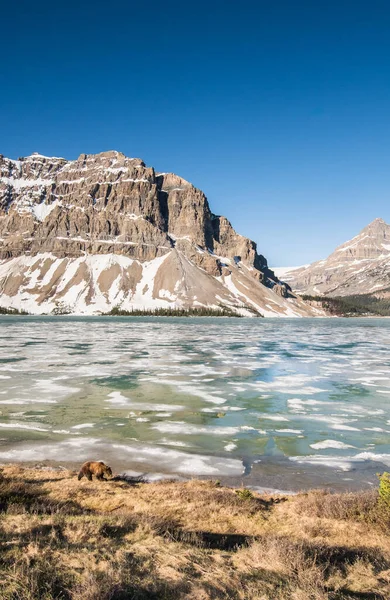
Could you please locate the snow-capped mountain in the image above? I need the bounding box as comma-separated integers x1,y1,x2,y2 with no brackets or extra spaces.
274,218,390,297
0,151,321,316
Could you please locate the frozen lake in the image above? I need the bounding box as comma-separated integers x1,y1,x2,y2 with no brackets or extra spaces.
0,316,389,492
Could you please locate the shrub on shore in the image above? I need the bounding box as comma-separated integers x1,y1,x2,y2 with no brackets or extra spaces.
379,471,390,512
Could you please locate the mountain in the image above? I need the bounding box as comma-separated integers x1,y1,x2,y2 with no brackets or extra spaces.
274,218,390,297
0,151,319,316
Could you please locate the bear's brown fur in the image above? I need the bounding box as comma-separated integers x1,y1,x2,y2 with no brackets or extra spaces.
77,461,113,481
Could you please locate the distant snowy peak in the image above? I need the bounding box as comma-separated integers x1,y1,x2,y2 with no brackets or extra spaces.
278,218,390,297
0,150,322,316
332,218,390,260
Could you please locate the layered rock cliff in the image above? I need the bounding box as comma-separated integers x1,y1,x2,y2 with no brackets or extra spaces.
275,218,390,297
0,151,321,316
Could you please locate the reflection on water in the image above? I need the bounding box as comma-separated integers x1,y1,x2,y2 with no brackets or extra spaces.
0,316,389,490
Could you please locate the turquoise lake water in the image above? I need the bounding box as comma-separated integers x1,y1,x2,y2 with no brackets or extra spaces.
0,316,389,491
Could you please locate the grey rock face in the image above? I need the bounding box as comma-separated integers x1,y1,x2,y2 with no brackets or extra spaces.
0,151,321,316
0,151,277,277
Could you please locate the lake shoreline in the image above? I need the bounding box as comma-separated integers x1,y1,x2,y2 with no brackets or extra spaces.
0,452,384,494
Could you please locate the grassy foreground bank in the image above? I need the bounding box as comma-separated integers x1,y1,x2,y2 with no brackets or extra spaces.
0,466,389,600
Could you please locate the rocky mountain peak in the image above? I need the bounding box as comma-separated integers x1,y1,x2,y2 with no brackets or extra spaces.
333,218,390,262
0,150,320,316
366,217,386,226
359,217,389,237
275,218,390,297
354,217,388,236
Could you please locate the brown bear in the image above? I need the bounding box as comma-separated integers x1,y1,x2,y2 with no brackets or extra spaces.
77,461,113,481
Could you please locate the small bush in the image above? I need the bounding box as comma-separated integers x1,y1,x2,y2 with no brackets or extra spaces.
235,488,254,501
378,472,390,511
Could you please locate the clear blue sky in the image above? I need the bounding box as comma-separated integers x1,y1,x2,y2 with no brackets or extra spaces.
2,0,390,266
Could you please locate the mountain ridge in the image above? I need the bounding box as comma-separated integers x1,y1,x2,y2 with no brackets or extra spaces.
274,218,390,297
0,151,321,317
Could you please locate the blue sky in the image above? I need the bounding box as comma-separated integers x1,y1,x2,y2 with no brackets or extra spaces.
2,0,390,266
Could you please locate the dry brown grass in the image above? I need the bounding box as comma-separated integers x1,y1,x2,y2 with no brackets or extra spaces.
293,489,385,522
0,466,389,599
